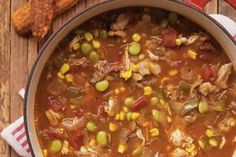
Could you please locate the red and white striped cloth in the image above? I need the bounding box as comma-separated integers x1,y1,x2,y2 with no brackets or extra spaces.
1,89,32,157
0,15,235,157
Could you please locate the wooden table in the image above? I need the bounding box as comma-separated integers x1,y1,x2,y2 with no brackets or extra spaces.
0,0,235,156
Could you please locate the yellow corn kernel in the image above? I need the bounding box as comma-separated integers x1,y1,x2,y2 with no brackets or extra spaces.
176,39,182,46
150,128,159,137
92,40,101,49
121,70,132,80
161,77,170,84
114,88,120,94
185,144,195,153
132,33,141,42
160,99,165,105
205,129,214,137
72,42,80,51
109,122,118,132
198,140,205,149
118,143,127,154
143,86,152,95
132,64,140,72
60,63,70,75
115,114,120,120
65,74,74,82
187,49,197,59
120,87,126,92
89,139,96,145
209,139,218,147
126,112,132,121
123,107,129,113
119,111,125,121
57,72,65,79
169,69,178,76
131,112,140,120
85,32,93,42
43,149,48,157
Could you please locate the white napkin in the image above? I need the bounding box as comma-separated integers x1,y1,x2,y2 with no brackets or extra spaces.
1,15,236,157
1,89,31,157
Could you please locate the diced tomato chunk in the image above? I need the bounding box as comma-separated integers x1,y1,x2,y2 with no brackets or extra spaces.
46,128,64,139
69,131,84,149
48,95,63,112
76,108,84,118
161,28,178,48
130,95,148,111
201,64,213,81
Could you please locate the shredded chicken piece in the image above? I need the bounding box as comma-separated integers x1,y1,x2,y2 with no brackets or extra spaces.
108,30,126,37
186,34,199,45
216,63,233,89
148,50,159,61
219,137,226,149
136,14,152,28
169,129,193,147
61,141,69,155
137,59,161,76
199,82,218,96
176,32,209,46
120,48,133,80
149,62,161,76
123,48,132,71
104,97,120,117
91,60,123,83
45,109,63,126
171,148,188,157
111,12,131,31
218,117,236,133
165,85,178,100
61,116,87,131
190,76,203,97
75,145,110,156
67,57,91,68
138,59,151,76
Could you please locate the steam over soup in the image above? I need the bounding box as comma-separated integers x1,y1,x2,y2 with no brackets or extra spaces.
35,8,236,157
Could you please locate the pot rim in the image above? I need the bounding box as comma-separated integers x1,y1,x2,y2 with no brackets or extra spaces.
24,0,236,156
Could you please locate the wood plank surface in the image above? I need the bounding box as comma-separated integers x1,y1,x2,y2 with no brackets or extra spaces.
0,0,11,157
219,0,236,21
0,0,235,156
10,1,29,157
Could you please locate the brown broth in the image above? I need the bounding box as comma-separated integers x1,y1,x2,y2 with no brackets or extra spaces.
35,8,236,157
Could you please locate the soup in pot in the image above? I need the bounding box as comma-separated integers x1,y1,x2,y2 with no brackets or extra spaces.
35,8,236,157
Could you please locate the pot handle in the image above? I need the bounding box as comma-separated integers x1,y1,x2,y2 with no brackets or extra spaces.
184,0,236,10
183,0,211,10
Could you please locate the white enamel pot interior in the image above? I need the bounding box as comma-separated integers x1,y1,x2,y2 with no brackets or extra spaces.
24,0,236,156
